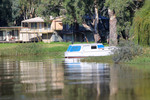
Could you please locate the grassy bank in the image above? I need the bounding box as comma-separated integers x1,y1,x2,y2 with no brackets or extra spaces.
0,42,150,65
81,47,150,65
127,47,150,65
0,42,70,58
0,42,96,58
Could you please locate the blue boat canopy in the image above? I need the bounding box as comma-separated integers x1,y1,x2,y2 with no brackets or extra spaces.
67,46,81,52
97,45,104,49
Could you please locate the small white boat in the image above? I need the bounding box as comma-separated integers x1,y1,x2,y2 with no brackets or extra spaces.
65,43,115,58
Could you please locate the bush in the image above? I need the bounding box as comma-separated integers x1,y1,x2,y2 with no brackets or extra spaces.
113,40,143,63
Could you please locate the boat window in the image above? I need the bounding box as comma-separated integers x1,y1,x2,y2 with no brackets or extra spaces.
67,45,72,51
91,46,97,49
70,46,81,52
97,45,104,49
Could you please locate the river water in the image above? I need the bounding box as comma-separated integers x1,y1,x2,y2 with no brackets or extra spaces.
0,57,150,100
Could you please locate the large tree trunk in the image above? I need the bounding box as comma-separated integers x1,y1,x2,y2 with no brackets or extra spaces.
94,0,101,43
108,8,118,46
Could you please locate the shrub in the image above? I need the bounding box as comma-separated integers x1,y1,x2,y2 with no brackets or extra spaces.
113,40,143,63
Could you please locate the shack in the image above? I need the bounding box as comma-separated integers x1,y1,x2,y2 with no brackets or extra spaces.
0,26,21,42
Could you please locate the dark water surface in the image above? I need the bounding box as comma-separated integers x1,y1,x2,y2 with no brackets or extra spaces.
0,58,150,100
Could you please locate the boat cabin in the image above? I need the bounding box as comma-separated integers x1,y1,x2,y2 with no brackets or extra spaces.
65,43,112,58
67,43,104,52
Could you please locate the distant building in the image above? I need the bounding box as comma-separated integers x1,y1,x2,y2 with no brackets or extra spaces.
0,26,21,42
0,15,109,43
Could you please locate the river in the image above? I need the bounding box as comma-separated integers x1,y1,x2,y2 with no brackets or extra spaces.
0,57,150,100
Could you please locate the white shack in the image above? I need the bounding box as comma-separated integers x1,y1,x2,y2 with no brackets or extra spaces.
20,16,63,43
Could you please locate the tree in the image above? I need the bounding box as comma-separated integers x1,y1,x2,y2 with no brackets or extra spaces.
11,0,22,25
16,0,40,20
132,0,150,45
37,0,62,19
0,0,12,26
105,0,144,46
62,0,105,43
107,8,118,46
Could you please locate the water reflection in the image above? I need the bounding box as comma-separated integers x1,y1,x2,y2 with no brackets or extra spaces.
0,58,150,100
0,58,64,100
64,59,110,84
64,58,111,100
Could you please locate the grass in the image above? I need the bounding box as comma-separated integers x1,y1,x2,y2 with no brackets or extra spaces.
0,42,108,58
0,42,70,58
127,47,150,65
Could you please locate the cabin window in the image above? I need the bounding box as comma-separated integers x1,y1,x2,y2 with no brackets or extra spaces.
31,23,34,29
35,23,37,29
67,46,81,52
39,23,42,29
48,24,51,30
91,46,97,49
23,23,28,27
44,23,47,29
44,23,51,30
31,23,37,29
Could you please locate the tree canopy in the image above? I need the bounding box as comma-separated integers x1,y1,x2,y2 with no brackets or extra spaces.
0,0,12,26
0,0,149,45
105,0,144,39
132,0,150,45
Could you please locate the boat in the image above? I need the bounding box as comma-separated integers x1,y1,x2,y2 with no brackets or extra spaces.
65,43,115,58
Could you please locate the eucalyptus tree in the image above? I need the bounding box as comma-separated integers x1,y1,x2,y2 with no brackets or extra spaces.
15,0,41,20
105,0,144,46
62,0,106,43
37,0,63,19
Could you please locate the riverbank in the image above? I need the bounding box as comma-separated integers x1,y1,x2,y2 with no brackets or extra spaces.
0,42,149,65
81,47,150,65
0,42,70,58
127,47,150,65
0,42,95,58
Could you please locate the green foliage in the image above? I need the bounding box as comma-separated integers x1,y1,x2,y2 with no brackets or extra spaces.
62,0,86,24
62,0,105,24
105,0,134,36
132,0,150,46
113,40,143,63
37,0,62,20
0,0,12,26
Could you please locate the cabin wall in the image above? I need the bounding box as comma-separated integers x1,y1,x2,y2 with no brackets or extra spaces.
20,33,42,42
42,33,63,43
21,22,53,33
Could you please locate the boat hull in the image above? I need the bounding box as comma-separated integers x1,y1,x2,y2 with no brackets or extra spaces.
65,49,112,58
